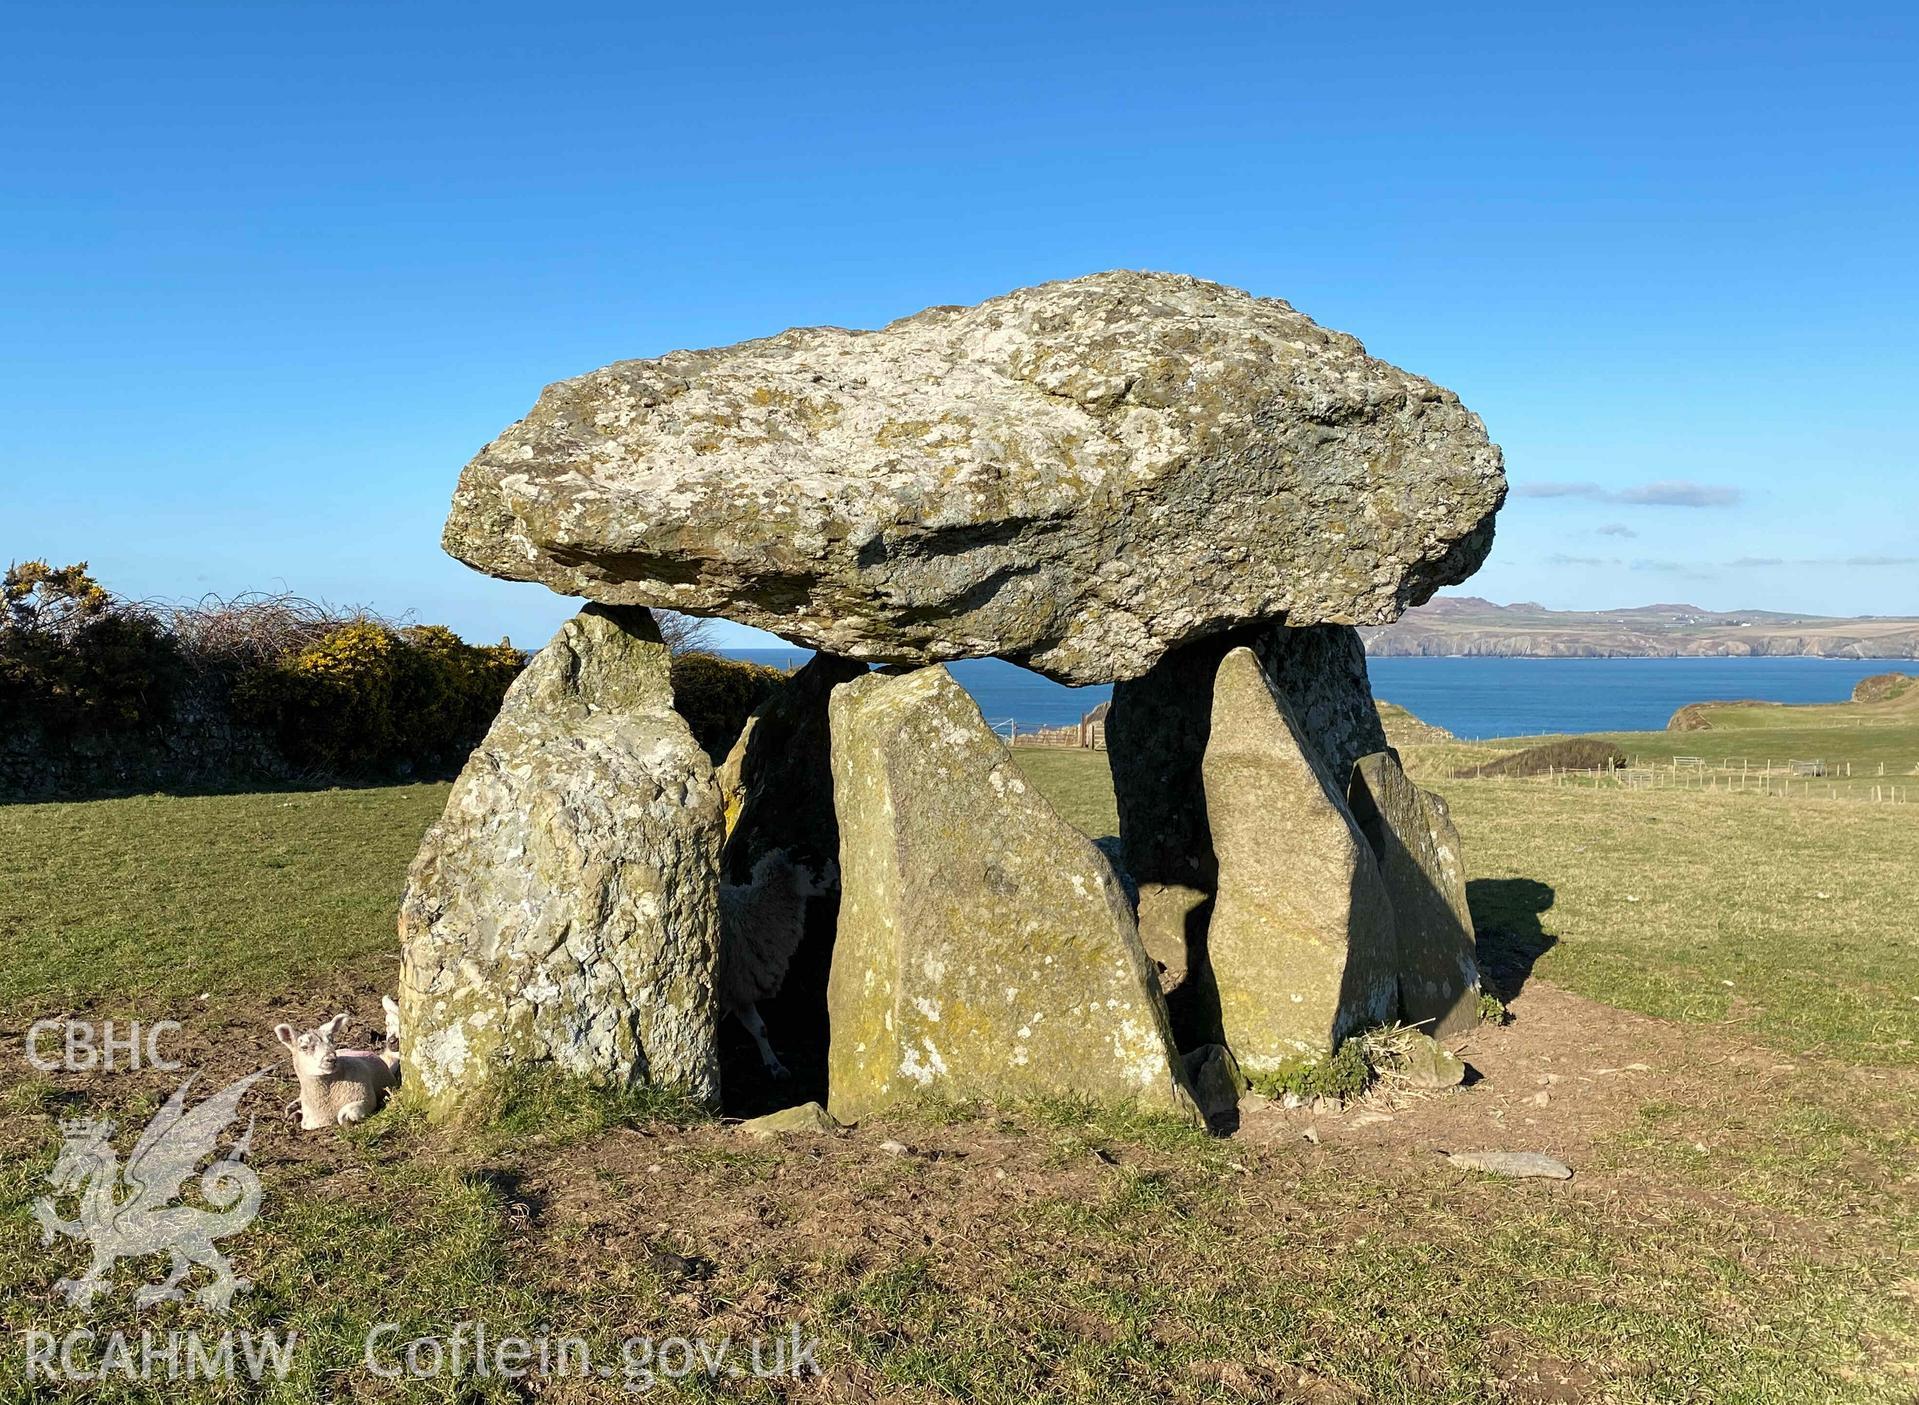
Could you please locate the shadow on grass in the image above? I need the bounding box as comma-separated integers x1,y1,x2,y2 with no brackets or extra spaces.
460,1164,546,1220
0,768,462,808
1468,877,1558,1002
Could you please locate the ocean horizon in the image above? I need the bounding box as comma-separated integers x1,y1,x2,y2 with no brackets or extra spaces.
717,649,1912,741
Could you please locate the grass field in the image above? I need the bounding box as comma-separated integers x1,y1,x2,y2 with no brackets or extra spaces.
1426,676,1919,804
2,705,1916,1403
0,784,442,1009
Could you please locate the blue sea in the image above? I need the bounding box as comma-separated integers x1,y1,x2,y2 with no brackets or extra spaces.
721,650,1911,741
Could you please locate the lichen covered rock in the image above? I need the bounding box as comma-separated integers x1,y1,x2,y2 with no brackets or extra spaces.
1348,752,1481,1039
1248,625,1392,785
1201,647,1398,1071
445,271,1504,684
1390,1032,1467,1089
825,666,1196,1122
398,605,723,1115
736,1101,842,1138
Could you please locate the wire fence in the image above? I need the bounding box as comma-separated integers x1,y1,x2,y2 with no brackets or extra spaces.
983,708,1916,805
990,715,1108,749
1462,754,1918,805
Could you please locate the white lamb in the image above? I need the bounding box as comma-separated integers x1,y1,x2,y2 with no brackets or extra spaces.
276,1004,401,1130
719,851,831,1079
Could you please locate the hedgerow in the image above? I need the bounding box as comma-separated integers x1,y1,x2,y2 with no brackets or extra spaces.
2,559,525,785
1,560,183,736
3,560,790,790
669,650,787,756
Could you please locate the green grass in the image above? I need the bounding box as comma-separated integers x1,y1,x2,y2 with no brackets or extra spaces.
1006,746,1120,837
1442,784,1919,1064
480,1064,714,1147
1004,746,1919,1067
1596,715,1919,794
0,783,449,1011
1532,721,1916,798
0,1134,551,1405
1,721,1915,1402
14,1108,1898,1405
1427,679,1919,801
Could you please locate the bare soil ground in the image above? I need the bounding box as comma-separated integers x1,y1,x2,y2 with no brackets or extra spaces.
6,959,1913,1403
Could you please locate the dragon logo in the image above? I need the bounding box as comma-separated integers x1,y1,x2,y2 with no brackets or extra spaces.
32,1070,267,1313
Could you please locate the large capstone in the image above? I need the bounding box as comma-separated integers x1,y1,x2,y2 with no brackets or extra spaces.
445,271,1505,684
825,666,1197,1122
1348,753,1482,1038
398,605,723,1114
1201,647,1398,1071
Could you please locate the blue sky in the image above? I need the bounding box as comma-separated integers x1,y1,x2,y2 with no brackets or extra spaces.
4,1,1914,650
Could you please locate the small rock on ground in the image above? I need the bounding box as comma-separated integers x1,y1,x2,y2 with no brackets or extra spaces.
1445,1150,1573,1179
1397,1033,1467,1089
736,1102,842,1138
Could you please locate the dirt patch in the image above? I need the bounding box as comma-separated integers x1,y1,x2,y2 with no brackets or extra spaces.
1240,982,1717,1163
0,971,394,1176
4,968,1900,1216
5,973,1913,1402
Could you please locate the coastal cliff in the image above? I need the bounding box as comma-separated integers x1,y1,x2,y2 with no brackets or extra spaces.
1362,598,1919,659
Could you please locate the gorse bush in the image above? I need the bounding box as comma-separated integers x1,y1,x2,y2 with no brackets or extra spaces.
0,561,182,734
669,650,786,756
4,559,795,790
234,619,524,775
1460,737,1627,779
3,559,527,786
1852,671,1914,704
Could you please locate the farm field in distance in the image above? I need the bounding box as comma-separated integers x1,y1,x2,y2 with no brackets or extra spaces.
1362,673,1919,804
2,699,1915,1403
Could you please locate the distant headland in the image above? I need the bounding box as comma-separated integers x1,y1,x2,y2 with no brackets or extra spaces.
1362,597,1919,659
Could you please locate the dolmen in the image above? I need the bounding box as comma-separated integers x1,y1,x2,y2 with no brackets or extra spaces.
398,271,1505,1121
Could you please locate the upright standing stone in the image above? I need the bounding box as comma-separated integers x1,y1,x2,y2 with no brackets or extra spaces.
1349,753,1481,1038
1249,624,1392,785
826,667,1197,1122
1108,622,1392,1047
398,605,723,1115
717,652,867,882
1202,647,1398,1071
